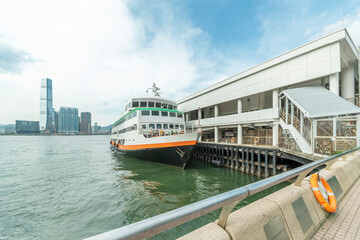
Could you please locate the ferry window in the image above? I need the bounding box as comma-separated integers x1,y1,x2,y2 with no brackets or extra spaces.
168,104,173,109
170,124,174,129
180,125,184,130
155,102,161,108
149,123,155,129
163,124,168,129
132,111,137,117
148,102,155,107
169,112,175,117
140,101,147,107
162,103,168,109
151,111,159,116
174,106,177,110
177,113,183,118
141,110,150,116
156,124,162,129
175,124,179,129
132,101,139,107
161,111,168,117
142,124,146,129
133,124,137,130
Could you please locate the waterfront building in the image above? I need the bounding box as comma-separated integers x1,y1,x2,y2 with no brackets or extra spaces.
58,107,79,134
0,124,16,134
40,78,54,133
178,28,360,155
54,110,59,133
80,112,92,134
15,120,40,134
92,122,101,135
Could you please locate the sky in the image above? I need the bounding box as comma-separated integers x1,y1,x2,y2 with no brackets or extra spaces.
0,0,359,126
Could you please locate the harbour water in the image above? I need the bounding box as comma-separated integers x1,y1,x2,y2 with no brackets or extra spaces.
0,135,289,239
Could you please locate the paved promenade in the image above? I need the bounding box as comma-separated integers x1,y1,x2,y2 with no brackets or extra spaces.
312,177,360,240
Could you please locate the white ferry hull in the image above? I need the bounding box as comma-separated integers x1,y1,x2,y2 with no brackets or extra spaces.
111,132,201,168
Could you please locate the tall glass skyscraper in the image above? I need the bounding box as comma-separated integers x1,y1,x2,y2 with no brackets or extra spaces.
40,78,54,132
58,107,79,133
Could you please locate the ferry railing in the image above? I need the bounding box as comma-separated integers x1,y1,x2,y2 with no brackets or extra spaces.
86,147,360,240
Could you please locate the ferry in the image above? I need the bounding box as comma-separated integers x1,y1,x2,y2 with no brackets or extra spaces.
110,84,201,168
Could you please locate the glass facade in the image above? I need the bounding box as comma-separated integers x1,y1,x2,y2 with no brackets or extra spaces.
58,107,79,133
39,78,54,132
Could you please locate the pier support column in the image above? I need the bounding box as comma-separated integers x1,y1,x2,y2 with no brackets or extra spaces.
250,148,255,175
273,89,279,118
257,150,261,177
237,124,243,144
235,147,239,170
246,148,250,173
241,148,245,172
330,72,340,96
214,126,219,143
357,115,360,148
264,150,269,178
341,64,355,104
272,150,277,176
272,123,279,147
237,99,242,114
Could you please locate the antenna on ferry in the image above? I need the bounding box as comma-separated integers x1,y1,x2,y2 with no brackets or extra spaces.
146,83,161,97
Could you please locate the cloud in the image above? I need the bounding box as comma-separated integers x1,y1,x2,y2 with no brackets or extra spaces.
0,0,239,125
0,42,36,74
314,8,360,46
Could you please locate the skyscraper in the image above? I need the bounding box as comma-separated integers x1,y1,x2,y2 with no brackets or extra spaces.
58,107,79,133
40,78,54,132
80,112,92,134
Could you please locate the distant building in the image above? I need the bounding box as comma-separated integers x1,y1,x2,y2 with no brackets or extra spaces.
92,122,101,135
40,78,54,133
58,107,79,133
0,124,16,134
54,110,59,133
80,112,92,134
16,120,40,134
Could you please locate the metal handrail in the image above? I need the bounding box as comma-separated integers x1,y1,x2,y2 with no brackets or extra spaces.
86,147,360,240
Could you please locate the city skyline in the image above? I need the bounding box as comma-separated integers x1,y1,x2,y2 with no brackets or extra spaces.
0,1,360,125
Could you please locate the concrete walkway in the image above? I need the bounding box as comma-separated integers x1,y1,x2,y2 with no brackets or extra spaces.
312,177,360,240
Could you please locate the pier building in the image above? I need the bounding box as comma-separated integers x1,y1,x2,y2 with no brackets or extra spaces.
178,28,360,156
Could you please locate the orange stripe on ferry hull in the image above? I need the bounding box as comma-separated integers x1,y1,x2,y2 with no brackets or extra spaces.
117,140,197,150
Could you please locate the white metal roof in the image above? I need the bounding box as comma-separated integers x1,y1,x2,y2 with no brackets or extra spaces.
178,28,358,104
280,86,360,118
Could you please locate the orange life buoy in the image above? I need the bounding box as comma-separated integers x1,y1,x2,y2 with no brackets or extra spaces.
254,137,259,143
310,173,337,213
231,137,235,143
180,130,184,134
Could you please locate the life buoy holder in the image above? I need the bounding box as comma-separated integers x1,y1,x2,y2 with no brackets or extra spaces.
310,173,337,213
254,137,260,143
231,137,236,143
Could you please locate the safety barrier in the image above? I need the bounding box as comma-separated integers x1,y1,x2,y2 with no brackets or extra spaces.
85,147,360,240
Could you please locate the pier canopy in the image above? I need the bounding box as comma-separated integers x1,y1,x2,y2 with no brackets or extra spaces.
280,86,360,119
